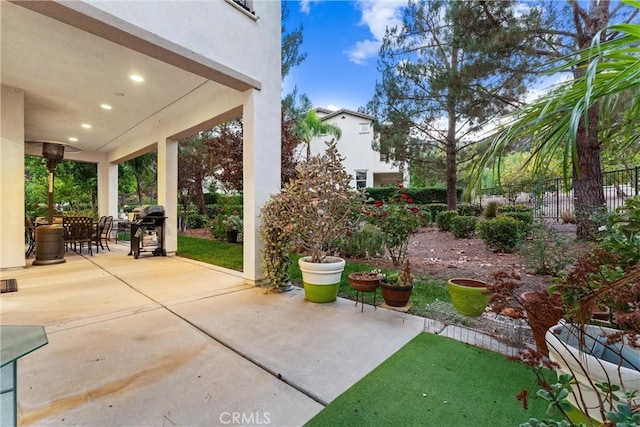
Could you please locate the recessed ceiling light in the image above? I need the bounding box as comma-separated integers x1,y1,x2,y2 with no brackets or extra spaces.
100,104,112,110
130,74,144,83
81,123,92,129
68,137,78,142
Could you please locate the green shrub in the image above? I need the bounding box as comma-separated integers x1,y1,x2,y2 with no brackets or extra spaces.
203,192,218,205
483,201,498,219
500,210,533,224
216,194,243,215
477,217,524,253
435,210,458,232
499,211,533,236
365,187,462,204
417,206,432,226
186,212,209,229
364,187,396,202
427,203,448,223
205,204,220,219
518,224,575,275
496,204,532,214
210,216,226,239
450,215,478,239
337,223,385,258
457,203,482,217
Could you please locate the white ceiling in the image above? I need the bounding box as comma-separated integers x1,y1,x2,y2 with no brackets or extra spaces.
1,2,229,156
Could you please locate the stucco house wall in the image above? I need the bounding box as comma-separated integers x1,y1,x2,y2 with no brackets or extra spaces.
310,108,407,189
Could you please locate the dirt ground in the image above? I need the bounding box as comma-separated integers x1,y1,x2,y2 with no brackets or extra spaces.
182,222,585,293
349,222,587,293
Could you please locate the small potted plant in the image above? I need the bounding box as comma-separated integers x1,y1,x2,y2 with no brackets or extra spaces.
380,259,414,307
348,269,384,292
223,214,242,243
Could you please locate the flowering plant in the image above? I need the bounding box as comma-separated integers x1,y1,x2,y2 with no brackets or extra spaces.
222,214,243,231
363,185,421,265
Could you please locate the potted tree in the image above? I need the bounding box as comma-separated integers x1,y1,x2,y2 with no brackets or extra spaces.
260,140,363,302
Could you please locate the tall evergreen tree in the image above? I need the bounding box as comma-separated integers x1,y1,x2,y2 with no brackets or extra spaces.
473,0,639,238
368,0,550,209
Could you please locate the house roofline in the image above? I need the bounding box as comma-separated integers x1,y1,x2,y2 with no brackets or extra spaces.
314,108,375,122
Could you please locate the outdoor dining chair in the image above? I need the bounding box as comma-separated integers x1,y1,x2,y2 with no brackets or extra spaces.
96,215,113,251
63,216,94,256
25,216,36,257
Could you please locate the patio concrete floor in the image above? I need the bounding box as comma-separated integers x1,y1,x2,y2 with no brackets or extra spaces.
1,243,426,426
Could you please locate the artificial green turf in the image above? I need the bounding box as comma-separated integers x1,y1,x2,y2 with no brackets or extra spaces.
306,332,556,427
177,235,243,271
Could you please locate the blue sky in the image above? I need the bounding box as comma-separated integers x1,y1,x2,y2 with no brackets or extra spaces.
282,1,406,112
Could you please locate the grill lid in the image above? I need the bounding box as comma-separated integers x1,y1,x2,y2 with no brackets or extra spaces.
133,205,165,218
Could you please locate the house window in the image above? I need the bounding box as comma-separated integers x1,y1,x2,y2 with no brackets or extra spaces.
355,170,367,189
226,0,256,17
359,123,370,134
233,0,253,12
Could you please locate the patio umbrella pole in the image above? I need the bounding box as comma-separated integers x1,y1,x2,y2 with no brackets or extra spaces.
33,143,66,265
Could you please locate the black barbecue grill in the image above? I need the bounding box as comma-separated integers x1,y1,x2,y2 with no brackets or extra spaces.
129,205,167,259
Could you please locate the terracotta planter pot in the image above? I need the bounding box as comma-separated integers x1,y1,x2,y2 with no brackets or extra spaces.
447,278,488,317
520,291,564,356
380,283,413,307
348,272,381,292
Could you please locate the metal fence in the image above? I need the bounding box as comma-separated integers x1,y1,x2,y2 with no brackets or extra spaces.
477,165,639,221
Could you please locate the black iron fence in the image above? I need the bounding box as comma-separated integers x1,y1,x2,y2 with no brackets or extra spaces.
477,165,640,221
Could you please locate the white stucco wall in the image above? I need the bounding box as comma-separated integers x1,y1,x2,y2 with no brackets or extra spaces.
82,0,273,85
0,86,26,269
310,111,406,189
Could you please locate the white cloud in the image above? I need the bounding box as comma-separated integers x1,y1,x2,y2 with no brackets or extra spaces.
347,39,381,65
299,0,320,15
326,104,340,111
346,0,407,65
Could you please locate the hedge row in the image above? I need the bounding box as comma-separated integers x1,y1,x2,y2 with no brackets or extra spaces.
365,187,462,204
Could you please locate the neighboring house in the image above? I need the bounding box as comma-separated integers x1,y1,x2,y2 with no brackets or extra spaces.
0,0,281,281
309,108,409,189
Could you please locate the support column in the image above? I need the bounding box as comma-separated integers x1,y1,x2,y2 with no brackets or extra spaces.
97,157,118,218
157,138,178,255
242,88,281,283
0,86,26,269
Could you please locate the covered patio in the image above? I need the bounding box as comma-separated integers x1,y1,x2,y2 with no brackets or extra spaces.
0,0,281,283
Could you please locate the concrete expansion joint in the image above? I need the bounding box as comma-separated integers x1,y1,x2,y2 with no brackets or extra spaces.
166,307,329,407
85,259,328,408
